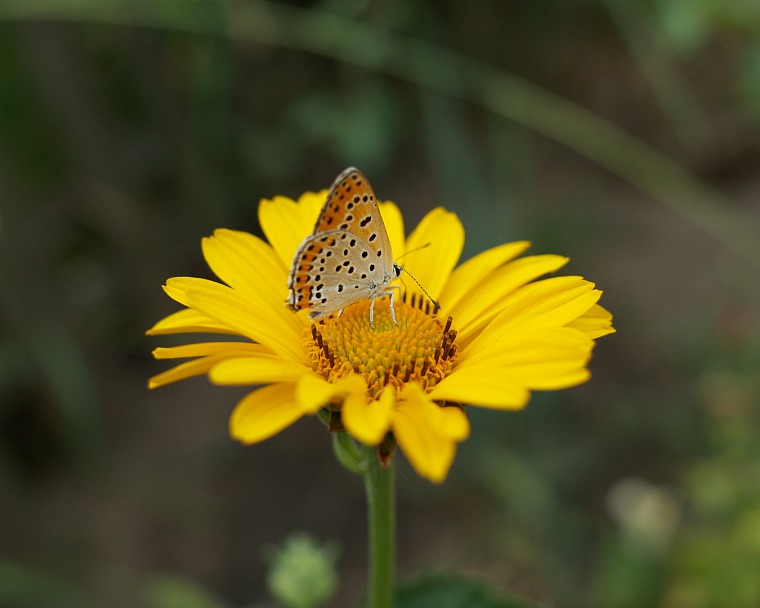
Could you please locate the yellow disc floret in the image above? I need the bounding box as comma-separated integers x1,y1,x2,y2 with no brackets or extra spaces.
306,295,458,400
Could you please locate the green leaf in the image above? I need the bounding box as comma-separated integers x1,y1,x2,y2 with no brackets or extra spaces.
395,574,548,608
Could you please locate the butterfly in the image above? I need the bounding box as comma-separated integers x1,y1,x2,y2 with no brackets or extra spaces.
287,167,403,329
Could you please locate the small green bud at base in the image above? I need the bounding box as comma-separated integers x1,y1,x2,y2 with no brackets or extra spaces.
265,532,340,608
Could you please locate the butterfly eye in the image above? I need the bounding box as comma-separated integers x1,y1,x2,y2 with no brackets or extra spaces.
393,264,402,277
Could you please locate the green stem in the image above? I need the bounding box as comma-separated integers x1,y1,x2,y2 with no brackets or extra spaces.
332,432,365,474
363,446,395,608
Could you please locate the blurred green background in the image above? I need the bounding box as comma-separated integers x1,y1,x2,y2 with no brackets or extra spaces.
1,1,759,607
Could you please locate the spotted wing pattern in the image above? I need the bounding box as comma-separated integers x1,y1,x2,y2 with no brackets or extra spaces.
287,167,397,320
311,168,394,271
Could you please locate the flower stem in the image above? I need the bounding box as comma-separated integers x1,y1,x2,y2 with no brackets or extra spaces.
363,446,395,608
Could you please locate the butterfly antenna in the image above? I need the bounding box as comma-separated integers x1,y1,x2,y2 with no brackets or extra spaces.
400,267,441,311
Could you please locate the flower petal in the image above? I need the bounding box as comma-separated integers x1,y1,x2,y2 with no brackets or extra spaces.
295,373,367,414
166,277,303,362
202,229,289,306
258,191,326,269
379,201,405,262
202,230,304,337
230,382,303,444
146,308,238,336
162,279,193,308
463,326,593,368
392,389,459,483
461,360,591,392
438,406,471,441
462,277,601,356
435,327,594,404
439,241,531,312
148,354,228,389
400,383,470,440
427,370,531,410
451,254,570,341
210,355,308,385
152,342,269,359
401,208,464,301
567,304,616,339
514,367,591,390
149,343,274,388
342,385,395,445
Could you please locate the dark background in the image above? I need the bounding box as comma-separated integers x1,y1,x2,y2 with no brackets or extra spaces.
1,1,759,607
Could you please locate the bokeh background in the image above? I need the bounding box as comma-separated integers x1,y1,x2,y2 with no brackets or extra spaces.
2,1,760,607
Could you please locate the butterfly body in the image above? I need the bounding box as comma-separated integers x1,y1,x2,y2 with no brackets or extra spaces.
287,167,401,328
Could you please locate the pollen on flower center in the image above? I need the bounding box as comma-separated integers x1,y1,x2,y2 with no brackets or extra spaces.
306,295,458,399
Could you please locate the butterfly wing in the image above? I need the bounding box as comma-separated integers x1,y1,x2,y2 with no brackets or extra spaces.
288,229,390,319
287,167,397,319
313,167,394,274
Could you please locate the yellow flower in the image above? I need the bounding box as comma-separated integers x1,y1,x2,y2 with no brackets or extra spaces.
148,191,614,483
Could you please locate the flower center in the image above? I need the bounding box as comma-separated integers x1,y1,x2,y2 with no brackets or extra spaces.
306,295,458,399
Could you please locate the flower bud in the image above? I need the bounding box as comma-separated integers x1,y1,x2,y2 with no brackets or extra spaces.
265,533,339,608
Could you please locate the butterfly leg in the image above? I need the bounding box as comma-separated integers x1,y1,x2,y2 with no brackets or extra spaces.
369,296,377,330
388,285,399,326
369,286,401,330
337,308,345,318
